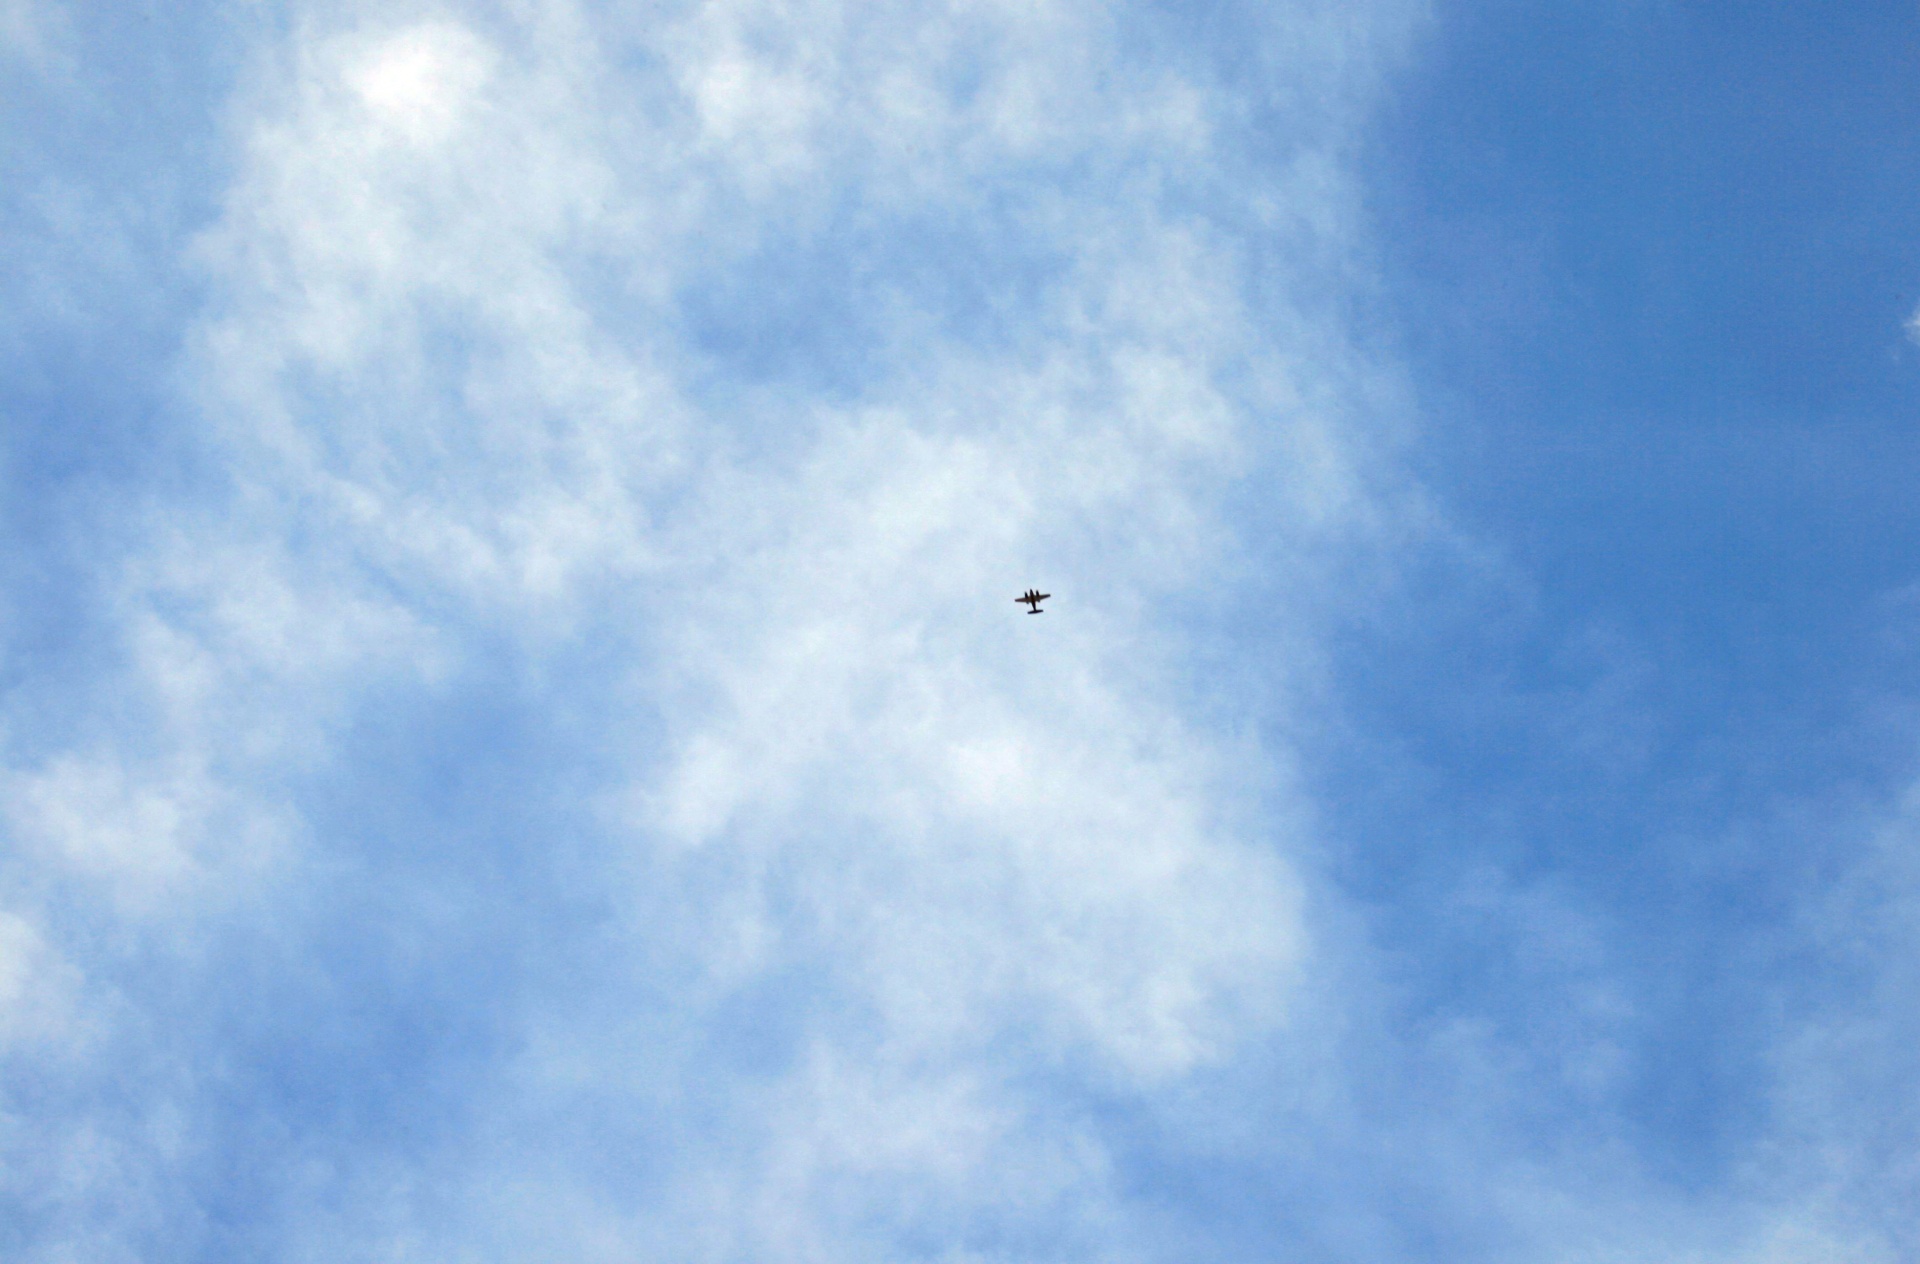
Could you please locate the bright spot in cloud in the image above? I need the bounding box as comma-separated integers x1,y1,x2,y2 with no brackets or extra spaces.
345,22,493,145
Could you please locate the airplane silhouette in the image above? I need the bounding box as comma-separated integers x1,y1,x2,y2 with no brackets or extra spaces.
1017,589,1051,614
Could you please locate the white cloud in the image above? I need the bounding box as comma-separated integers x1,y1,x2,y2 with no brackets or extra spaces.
2,0,1434,1256
0,911,85,1050
6,753,208,894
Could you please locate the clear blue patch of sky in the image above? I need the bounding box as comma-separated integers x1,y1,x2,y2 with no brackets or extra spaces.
1278,0,1920,1196
1368,0,1920,694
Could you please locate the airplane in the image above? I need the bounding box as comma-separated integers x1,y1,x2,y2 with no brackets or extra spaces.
1017,589,1051,614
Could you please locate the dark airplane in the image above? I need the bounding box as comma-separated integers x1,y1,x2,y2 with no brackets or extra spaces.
1017,589,1051,614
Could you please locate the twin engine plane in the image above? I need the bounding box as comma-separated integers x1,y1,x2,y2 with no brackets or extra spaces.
1017,589,1051,614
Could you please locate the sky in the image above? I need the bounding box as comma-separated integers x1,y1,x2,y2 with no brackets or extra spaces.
4,0,1920,1260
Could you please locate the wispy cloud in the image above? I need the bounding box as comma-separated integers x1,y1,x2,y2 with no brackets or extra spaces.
1,0,1430,1257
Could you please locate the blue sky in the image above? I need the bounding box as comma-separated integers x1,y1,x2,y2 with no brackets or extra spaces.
4,1,1920,1260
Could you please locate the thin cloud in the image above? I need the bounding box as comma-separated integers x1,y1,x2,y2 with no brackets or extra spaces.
3,2,1424,1257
